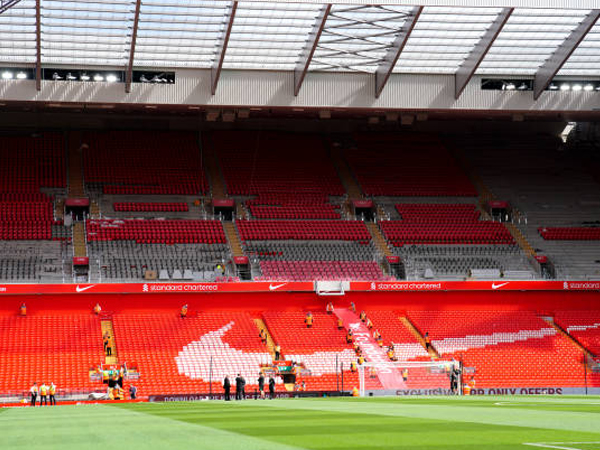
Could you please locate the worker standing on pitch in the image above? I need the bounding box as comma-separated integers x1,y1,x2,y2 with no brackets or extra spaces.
49,382,56,405
29,382,38,406
39,382,48,406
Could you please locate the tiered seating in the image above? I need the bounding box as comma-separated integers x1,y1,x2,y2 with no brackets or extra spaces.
407,311,589,387
83,131,207,195
0,134,64,241
87,219,225,244
262,311,357,391
539,227,600,241
365,311,429,360
213,131,344,197
381,221,514,245
89,241,229,281
0,133,66,193
395,204,480,222
344,133,477,197
113,202,189,213
237,220,371,243
245,241,376,261
249,204,340,220
555,311,600,356
258,260,385,281
112,311,275,397
0,310,103,396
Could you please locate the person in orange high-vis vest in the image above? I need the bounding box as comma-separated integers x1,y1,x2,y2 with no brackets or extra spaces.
346,329,353,344
325,302,334,314
39,383,48,406
180,304,188,318
49,382,56,405
464,378,476,395
350,361,357,373
304,312,313,328
337,317,344,330
20,303,26,317
93,303,101,315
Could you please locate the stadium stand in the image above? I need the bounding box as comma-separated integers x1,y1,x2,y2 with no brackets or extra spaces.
364,310,430,360
539,227,600,240
211,131,345,197
554,311,600,356
0,310,103,398
407,310,590,388
460,134,600,280
342,133,477,197
0,133,67,282
87,220,228,281
257,260,385,282
112,311,277,396
82,131,207,195
262,311,358,391
113,202,189,213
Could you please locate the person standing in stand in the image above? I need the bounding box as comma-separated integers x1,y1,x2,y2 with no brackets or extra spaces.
223,375,231,401
129,384,137,400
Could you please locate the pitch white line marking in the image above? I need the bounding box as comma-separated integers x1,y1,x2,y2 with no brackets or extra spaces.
524,442,600,450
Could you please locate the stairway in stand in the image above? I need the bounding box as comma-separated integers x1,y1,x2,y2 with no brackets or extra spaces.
201,133,227,198
101,318,118,365
366,222,392,258
253,318,278,360
399,316,440,359
330,147,363,200
334,308,406,390
73,222,87,259
224,222,244,258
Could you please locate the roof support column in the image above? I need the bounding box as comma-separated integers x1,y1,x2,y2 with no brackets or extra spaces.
374,6,422,98
533,9,600,100
211,1,238,95
125,0,142,93
294,4,331,96
454,7,513,99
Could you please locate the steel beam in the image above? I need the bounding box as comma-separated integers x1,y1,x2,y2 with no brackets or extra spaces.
294,4,331,96
374,6,422,99
35,0,41,91
125,0,142,94
533,9,600,100
211,1,238,95
455,8,513,99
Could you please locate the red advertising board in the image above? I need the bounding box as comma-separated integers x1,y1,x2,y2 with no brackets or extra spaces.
0,280,598,296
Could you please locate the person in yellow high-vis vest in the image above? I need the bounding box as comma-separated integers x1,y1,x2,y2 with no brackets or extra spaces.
39,383,48,406
49,382,56,405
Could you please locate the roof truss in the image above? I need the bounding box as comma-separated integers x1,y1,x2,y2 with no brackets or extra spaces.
533,9,600,100
374,6,422,98
211,1,238,95
294,4,331,96
454,7,513,100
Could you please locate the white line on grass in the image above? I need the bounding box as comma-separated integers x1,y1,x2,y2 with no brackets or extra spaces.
524,442,600,450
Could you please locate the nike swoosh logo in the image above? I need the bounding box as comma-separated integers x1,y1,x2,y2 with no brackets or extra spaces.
491,282,510,290
269,283,287,291
76,285,96,293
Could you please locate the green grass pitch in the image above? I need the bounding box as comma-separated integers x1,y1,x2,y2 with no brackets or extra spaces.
1,396,599,450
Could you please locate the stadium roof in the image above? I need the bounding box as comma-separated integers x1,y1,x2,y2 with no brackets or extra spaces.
1,0,599,114
2,0,600,76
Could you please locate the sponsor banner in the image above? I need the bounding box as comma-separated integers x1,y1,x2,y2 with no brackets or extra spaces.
0,280,598,295
149,392,328,402
392,387,600,396
0,281,314,295
350,280,600,292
